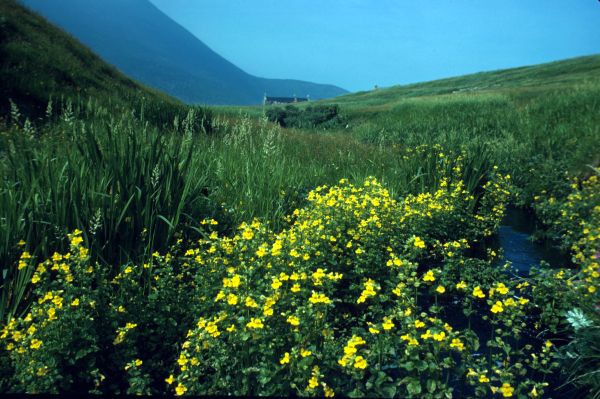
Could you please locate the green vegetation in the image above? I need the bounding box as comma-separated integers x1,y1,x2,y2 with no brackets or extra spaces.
265,104,343,129
0,2,599,395
312,55,600,205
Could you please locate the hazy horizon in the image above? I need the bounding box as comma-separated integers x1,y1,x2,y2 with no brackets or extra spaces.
149,0,600,92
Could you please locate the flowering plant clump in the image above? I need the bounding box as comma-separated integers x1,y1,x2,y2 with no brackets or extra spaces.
532,173,600,395
0,230,104,393
0,173,569,397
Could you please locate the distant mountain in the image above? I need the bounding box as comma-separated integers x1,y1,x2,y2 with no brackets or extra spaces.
19,0,348,105
0,0,187,122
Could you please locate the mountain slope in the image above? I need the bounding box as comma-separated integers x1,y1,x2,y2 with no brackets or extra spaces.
20,0,348,105
0,0,189,122
330,54,600,108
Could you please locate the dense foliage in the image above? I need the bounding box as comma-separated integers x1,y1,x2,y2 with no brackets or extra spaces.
266,105,343,129
1,25,599,395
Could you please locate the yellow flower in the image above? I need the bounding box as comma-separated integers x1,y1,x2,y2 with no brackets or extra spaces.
256,246,267,258
71,298,80,307
70,236,83,246
496,282,509,295
432,331,446,341
215,291,225,302
500,382,514,397
134,359,143,367
205,322,220,337
227,293,238,305
271,278,282,290
518,297,529,305
491,301,504,313
413,236,425,249
414,319,425,328
245,296,258,308
165,374,175,385
503,298,516,307
30,339,42,350
241,229,254,240
382,317,394,330
456,281,468,290
472,286,486,298
280,352,290,365
423,270,435,282
436,285,446,294
450,338,464,351
223,274,241,288
301,349,312,357
246,318,264,329
337,356,349,367
344,345,357,356
177,354,188,368
368,327,380,334
291,283,301,293
478,375,490,383
324,385,335,397
287,315,300,326
226,324,236,332
309,292,331,304
175,383,187,396
353,355,367,369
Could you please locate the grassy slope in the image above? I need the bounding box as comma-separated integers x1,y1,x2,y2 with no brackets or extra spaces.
303,55,600,199
0,0,187,122
331,54,600,108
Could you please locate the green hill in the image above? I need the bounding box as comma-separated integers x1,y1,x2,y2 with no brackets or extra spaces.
0,0,189,123
330,54,600,108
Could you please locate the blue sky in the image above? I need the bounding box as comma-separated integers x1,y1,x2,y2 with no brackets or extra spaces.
149,0,600,92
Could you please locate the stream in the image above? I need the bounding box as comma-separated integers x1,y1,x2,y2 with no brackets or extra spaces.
493,207,572,276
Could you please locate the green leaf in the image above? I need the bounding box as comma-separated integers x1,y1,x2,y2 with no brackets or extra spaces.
407,381,422,396
427,379,437,393
403,361,414,371
380,385,397,398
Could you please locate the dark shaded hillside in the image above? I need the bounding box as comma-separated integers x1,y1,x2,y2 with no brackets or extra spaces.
0,0,189,123
20,0,348,105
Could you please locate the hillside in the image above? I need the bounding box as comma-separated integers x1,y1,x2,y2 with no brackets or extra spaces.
20,0,348,105
329,54,600,108
0,0,191,123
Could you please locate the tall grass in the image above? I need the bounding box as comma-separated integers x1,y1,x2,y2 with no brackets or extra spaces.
316,80,600,204
0,100,214,319
1,98,500,320
2,61,598,322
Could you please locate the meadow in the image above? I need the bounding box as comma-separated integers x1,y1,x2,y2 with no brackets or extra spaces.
1,55,599,397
